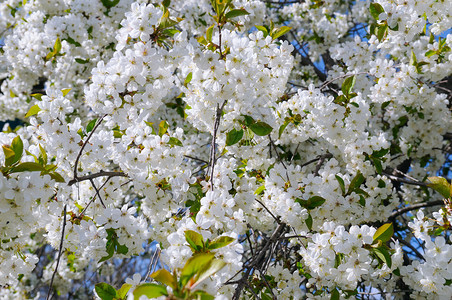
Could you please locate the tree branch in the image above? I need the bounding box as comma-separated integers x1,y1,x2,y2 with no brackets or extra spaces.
389,200,444,220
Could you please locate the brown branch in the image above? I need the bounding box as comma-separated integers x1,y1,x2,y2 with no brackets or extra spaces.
382,171,428,187
389,200,444,220
46,204,67,300
232,223,286,300
68,171,128,186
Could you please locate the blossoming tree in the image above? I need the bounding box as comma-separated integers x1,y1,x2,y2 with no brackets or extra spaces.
0,0,451,299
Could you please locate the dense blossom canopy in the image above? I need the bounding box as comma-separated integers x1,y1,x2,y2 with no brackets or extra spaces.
0,0,451,299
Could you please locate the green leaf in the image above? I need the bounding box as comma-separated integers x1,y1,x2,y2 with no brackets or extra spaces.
249,121,273,136
184,72,193,87
30,93,43,101
373,223,393,243
49,172,65,183
305,213,313,231
373,247,392,268
64,36,81,47
75,58,89,64
54,37,62,53
86,119,97,134
305,196,326,210
168,137,183,147
271,26,291,40
158,120,169,137
39,144,47,165
101,0,120,9
371,157,383,174
61,88,71,96
330,288,340,300
225,8,249,19
347,171,365,196
180,253,215,287
133,283,168,299
162,0,171,8
341,75,356,97
427,176,450,199
226,128,243,146
190,290,215,300
117,283,132,299
278,121,289,138
25,104,41,118
3,145,15,166
369,2,385,20
116,243,128,255
242,115,255,127
425,50,436,57
335,175,345,195
254,185,265,195
376,24,388,41
94,283,117,300
206,25,214,42
207,236,234,250
11,136,23,164
191,258,226,289
185,230,204,252
150,269,177,289
255,25,268,37
10,162,46,173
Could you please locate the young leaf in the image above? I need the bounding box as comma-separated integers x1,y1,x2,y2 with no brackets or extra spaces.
207,236,234,250
101,0,120,9
184,72,193,87
25,104,41,118
11,135,23,164
180,253,215,287
341,75,356,97
373,246,392,268
150,269,177,289
190,258,226,289
158,120,169,137
206,25,214,42
86,119,98,134
369,2,385,20
335,175,346,195
116,283,132,299
330,288,340,300
3,145,16,166
427,176,450,199
347,171,365,196
305,213,313,231
168,137,183,147
10,162,46,173
255,25,268,37
61,88,71,96
49,172,66,183
225,8,249,19
226,128,243,146
373,223,393,243
133,283,168,299
249,121,273,136
254,185,265,195
271,26,291,40
305,196,326,210
185,230,204,252
94,283,117,300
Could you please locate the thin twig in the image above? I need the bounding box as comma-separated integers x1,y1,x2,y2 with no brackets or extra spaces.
389,200,444,220
382,172,428,187
46,204,67,300
255,199,281,224
89,178,106,209
208,101,227,190
145,247,161,281
73,115,106,179
68,171,128,186
184,155,209,164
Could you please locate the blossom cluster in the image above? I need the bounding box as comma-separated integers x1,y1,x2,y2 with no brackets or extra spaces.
0,0,451,299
